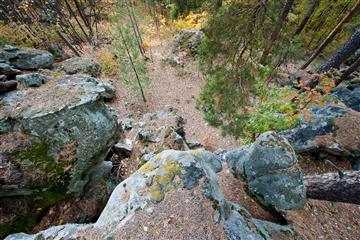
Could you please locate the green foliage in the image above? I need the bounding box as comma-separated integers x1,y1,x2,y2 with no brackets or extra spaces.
150,0,206,18
111,1,150,96
293,0,360,54
95,47,119,76
196,1,302,140
242,86,301,143
0,22,39,48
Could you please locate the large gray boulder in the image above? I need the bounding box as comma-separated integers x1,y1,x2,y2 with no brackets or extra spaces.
6,149,296,240
227,132,306,213
59,57,101,77
0,45,53,70
0,74,121,237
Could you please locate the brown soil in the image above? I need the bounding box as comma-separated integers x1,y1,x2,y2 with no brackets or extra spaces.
287,200,360,240
107,36,240,151
114,187,226,240
100,33,360,240
217,164,279,223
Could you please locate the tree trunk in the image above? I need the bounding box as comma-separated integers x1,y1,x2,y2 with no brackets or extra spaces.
0,80,17,93
215,0,222,9
295,0,320,35
339,57,360,84
259,0,295,64
304,170,360,204
301,0,360,70
318,28,360,73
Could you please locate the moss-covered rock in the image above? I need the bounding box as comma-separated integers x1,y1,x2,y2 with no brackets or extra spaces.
0,74,121,238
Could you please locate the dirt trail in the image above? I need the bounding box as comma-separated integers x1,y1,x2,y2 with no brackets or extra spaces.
102,29,360,240
110,35,240,150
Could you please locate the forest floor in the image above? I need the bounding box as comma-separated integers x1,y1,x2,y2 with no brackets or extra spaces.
102,28,359,240
108,33,241,151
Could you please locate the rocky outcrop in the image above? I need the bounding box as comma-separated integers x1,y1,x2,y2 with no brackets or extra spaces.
6,149,296,240
333,84,360,111
163,29,205,66
0,63,22,78
0,45,53,70
225,132,306,214
280,104,360,169
16,73,50,87
59,57,101,77
109,110,191,182
48,44,69,61
172,29,205,54
0,74,120,237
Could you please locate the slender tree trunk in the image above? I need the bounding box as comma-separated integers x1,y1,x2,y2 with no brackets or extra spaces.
118,26,147,103
304,170,360,204
215,0,222,9
301,0,360,70
318,28,360,73
56,30,81,57
259,0,295,64
338,56,360,84
295,0,320,35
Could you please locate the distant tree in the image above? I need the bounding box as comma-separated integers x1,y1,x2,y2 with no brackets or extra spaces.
318,28,360,73
295,0,320,35
259,0,295,64
301,0,360,69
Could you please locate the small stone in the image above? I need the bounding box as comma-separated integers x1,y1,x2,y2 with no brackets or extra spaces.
3,45,19,51
98,82,116,100
16,73,50,87
120,117,133,130
60,57,101,77
0,62,22,78
48,43,69,60
113,138,133,157
0,75,7,82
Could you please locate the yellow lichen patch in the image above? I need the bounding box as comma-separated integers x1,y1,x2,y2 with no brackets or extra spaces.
138,162,156,174
150,158,183,202
155,154,162,161
150,183,165,202
157,161,182,186
192,150,204,157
